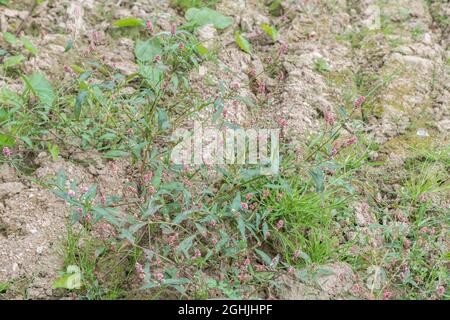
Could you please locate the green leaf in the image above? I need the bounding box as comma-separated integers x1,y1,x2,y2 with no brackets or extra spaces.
231,192,241,211
299,251,312,263
268,0,283,16
21,136,33,148
139,65,163,89
255,249,272,266
157,108,170,131
234,31,251,54
309,167,324,193
196,44,209,55
47,142,59,161
21,36,37,55
0,0,10,6
22,73,55,108
135,39,162,62
104,150,130,158
3,55,24,68
237,217,246,241
0,282,8,293
92,206,120,226
177,235,196,257
74,90,88,120
3,32,17,45
185,7,233,30
52,265,81,290
1,87,23,107
261,23,278,41
64,39,73,52
211,97,224,123
173,209,195,224
113,17,144,28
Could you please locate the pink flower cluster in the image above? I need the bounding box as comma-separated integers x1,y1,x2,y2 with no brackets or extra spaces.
276,219,284,230
331,136,358,156
324,110,336,126
146,20,154,34
135,262,145,280
2,146,12,157
354,96,365,109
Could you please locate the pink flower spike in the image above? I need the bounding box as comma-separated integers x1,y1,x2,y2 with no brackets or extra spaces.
324,110,336,126
135,262,145,280
354,96,366,109
240,202,249,210
155,272,164,283
383,291,393,300
277,118,287,127
170,24,176,36
146,20,154,33
68,190,76,197
276,219,284,230
258,81,266,95
2,146,12,157
143,172,153,183
344,136,358,147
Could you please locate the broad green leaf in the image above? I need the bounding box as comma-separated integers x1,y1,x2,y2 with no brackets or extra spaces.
309,167,324,193
47,142,59,161
157,108,170,131
3,32,17,45
135,39,162,62
196,44,209,55
52,265,81,290
231,192,241,211
113,17,144,28
177,235,196,257
268,0,283,16
21,136,33,148
261,23,278,41
234,31,251,54
74,90,88,120
22,73,55,108
71,64,85,74
21,36,37,55
255,249,273,266
92,206,120,226
237,217,246,241
139,65,163,89
185,8,233,30
3,55,24,68
172,209,195,224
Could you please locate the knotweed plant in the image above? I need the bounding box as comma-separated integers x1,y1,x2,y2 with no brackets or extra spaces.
2,9,369,299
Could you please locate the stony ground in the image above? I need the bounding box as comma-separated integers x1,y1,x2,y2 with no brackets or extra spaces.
0,0,448,299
